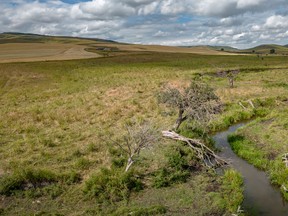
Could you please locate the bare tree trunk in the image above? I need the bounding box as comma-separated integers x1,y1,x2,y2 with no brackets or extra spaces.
228,77,234,88
125,157,134,172
173,108,187,131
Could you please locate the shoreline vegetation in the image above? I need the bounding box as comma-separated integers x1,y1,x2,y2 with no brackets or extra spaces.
0,37,288,215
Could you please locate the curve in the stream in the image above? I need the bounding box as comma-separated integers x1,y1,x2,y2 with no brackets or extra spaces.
213,122,288,216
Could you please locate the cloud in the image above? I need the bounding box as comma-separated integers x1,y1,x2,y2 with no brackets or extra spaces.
265,15,288,28
0,0,288,48
76,0,136,19
154,30,169,37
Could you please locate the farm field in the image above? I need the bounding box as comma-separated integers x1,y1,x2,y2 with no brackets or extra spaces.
0,45,288,215
0,43,101,63
0,33,234,63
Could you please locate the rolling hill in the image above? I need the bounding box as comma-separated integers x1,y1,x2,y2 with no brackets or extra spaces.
1,32,287,64
241,44,288,54
207,45,239,52
0,32,115,44
0,32,234,63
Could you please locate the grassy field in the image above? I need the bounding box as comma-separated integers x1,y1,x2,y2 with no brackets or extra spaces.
0,50,288,215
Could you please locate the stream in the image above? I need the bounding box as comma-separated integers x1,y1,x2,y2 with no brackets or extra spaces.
212,122,288,215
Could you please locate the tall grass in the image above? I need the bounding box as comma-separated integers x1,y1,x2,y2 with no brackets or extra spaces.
0,52,288,214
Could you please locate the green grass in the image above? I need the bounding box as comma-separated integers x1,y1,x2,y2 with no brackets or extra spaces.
0,52,288,214
228,106,288,200
221,169,244,213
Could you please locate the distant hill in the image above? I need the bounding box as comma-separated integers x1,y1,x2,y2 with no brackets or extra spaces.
240,44,288,54
2,32,288,55
207,46,239,52
0,32,237,63
0,32,116,44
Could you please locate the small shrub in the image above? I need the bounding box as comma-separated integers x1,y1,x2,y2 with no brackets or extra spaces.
153,168,190,188
0,169,58,195
253,107,270,117
111,157,126,168
84,168,143,203
254,98,275,107
152,145,197,188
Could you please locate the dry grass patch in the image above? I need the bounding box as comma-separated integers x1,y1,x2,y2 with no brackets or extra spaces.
0,43,100,63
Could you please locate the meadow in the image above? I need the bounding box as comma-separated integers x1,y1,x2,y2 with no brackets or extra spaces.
0,50,288,215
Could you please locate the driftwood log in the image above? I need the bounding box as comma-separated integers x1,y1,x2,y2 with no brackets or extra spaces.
162,130,228,168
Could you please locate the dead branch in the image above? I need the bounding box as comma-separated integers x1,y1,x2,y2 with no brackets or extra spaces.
239,102,247,110
248,100,255,109
232,206,244,216
162,130,228,168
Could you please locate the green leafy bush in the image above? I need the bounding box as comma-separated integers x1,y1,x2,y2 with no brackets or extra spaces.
152,145,197,188
84,168,143,203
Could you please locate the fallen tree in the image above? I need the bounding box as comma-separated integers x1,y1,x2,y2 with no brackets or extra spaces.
162,130,228,168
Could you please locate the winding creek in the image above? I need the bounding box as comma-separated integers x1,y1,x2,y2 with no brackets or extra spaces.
213,122,288,215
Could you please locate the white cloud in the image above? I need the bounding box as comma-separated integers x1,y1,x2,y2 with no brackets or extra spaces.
154,30,168,37
251,25,261,31
138,2,158,15
236,0,265,9
265,15,288,28
276,31,288,38
81,0,135,17
233,32,246,40
259,34,271,40
0,0,288,48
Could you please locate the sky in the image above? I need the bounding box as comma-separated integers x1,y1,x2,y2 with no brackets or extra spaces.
1,0,288,48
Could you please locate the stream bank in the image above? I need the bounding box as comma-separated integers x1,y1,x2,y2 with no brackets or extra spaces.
213,122,288,215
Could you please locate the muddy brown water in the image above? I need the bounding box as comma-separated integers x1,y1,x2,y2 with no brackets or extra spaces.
213,122,288,215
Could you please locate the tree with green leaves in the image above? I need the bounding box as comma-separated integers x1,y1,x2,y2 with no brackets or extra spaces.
270,49,276,54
